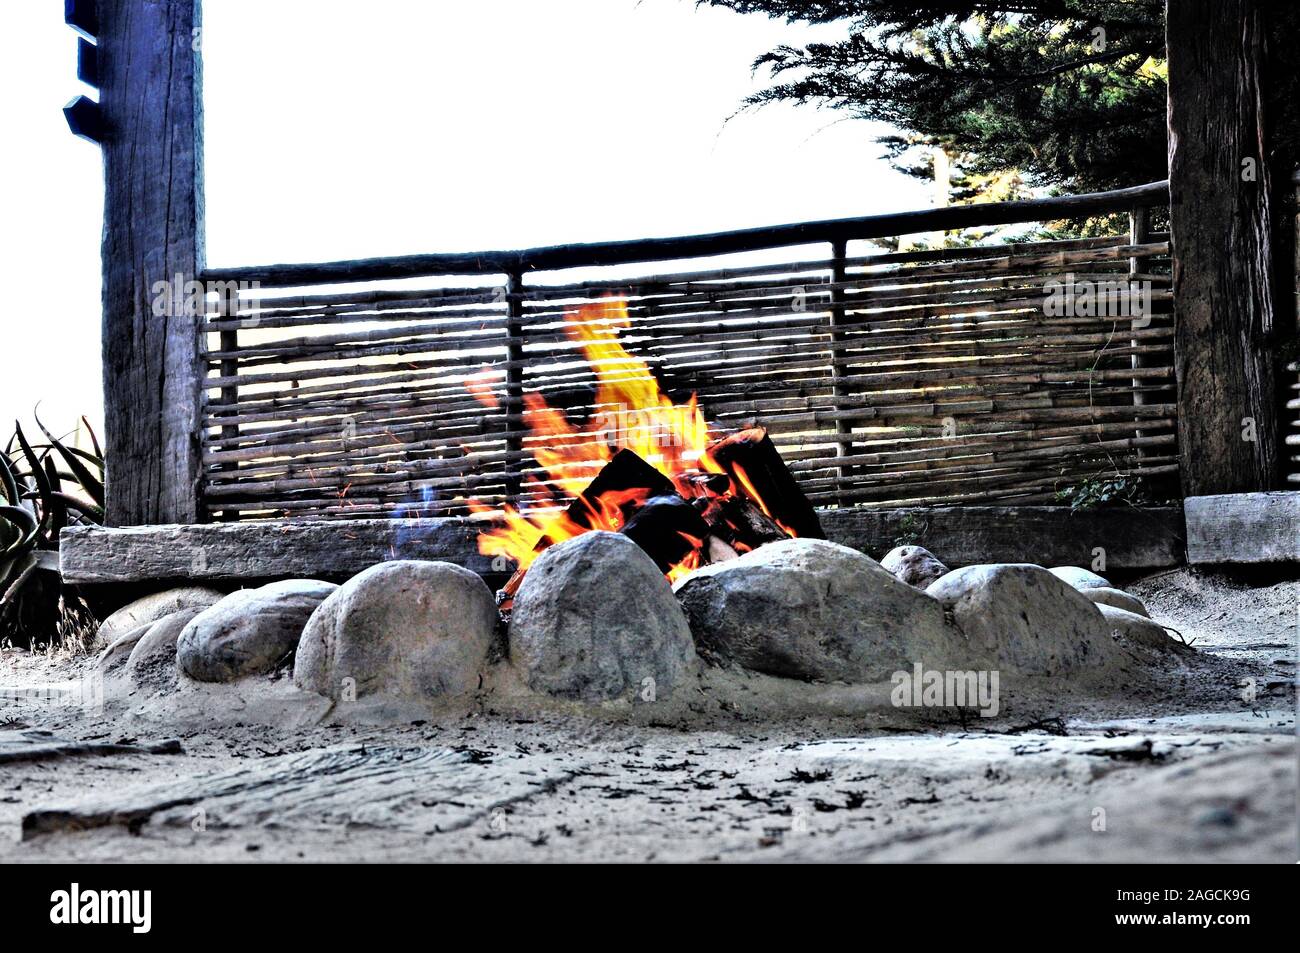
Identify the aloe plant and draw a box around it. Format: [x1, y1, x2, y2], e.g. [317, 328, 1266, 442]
[0, 415, 104, 647]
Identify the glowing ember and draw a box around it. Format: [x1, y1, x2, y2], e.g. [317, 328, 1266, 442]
[464, 298, 800, 589]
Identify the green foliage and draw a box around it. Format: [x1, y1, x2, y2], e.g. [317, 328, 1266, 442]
[891, 510, 923, 548]
[0, 416, 104, 647]
[702, 0, 1167, 197]
[1053, 473, 1141, 512]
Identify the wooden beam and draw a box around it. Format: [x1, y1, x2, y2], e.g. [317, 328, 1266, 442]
[819, 506, 1185, 571]
[98, 0, 206, 525]
[64, 0, 99, 39]
[60, 519, 496, 585]
[59, 506, 1185, 586]
[1167, 0, 1280, 494]
[200, 181, 1170, 287]
[62, 95, 103, 144]
[1185, 492, 1300, 564]
[76, 36, 98, 87]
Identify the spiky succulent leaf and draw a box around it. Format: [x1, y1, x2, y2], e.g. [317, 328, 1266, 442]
[27, 444, 103, 469]
[44, 456, 67, 540]
[0, 505, 37, 551]
[81, 416, 102, 459]
[0, 453, 19, 507]
[13, 424, 55, 543]
[53, 492, 104, 524]
[35, 416, 104, 507]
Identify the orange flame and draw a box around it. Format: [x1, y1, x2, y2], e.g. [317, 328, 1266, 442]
[665, 533, 705, 585]
[462, 298, 800, 593]
[464, 368, 502, 410]
[466, 299, 719, 574]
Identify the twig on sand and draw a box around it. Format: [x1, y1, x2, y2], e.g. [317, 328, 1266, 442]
[999, 716, 1070, 736]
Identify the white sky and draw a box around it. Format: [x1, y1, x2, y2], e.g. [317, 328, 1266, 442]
[1, 0, 929, 437]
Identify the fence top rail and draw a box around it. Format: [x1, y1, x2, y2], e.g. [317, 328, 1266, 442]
[202, 180, 1170, 289]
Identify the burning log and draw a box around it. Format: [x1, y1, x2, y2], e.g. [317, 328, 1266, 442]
[499, 449, 677, 602]
[619, 493, 711, 574]
[710, 494, 787, 552]
[706, 427, 825, 540]
[559, 448, 674, 537]
[489, 407, 823, 604]
[683, 472, 731, 496]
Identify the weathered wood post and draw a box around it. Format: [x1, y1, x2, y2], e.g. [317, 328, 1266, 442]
[504, 268, 526, 505]
[1166, 0, 1281, 494]
[828, 239, 852, 501]
[98, 0, 206, 525]
[1129, 206, 1150, 458]
[215, 285, 239, 522]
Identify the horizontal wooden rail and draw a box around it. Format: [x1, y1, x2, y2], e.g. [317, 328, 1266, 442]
[201, 181, 1170, 288]
[60, 506, 1186, 584]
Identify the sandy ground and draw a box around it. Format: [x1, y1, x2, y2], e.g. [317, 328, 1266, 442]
[0, 567, 1294, 863]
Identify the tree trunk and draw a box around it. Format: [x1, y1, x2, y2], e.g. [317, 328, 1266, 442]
[1167, 0, 1280, 494]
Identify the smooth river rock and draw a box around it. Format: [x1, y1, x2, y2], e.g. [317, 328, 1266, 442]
[1099, 604, 1184, 654]
[1047, 566, 1112, 591]
[509, 532, 696, 702]
[294, 561, 496, 702]
[123, 608, 209, 690]
[879, 545, 950, 589]
[177, 580, 337, 683]
[95, 586, 224, 651]
[927, 564, 1121, 676]
[1080, 586, 1150, 618]
[675, 537, 960, 683]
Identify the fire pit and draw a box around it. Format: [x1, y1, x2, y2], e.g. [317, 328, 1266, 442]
[58, 290, 1190, 712]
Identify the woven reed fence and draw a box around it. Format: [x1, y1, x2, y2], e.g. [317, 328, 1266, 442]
[1289, 361, 1300, 485]
[199, 182, 1175, 521]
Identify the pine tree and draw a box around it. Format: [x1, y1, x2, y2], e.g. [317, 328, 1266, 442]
[702, 0, 1168, 197]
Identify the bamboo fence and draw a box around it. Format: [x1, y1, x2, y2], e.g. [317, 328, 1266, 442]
[198, 184, 1175, 520]
[1289, 361, 1300, 485]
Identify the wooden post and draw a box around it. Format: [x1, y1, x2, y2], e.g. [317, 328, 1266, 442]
[1166, 0, 1280, 495]
[504, 269, 525, 504]
[216, 286, 239, 522]
[1129, 206, 1149, 456]
[98, 0, 206, 525]
[828, 239, 853, 500]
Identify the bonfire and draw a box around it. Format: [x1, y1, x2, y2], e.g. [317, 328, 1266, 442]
[464, 299, 823, 604]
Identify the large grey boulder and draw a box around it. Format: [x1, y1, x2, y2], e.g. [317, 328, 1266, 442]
[675, 537, 960, 683]
[509, 532, 696, 701]
[1048, 566, 1112, 591]
[927, 564, 1121, 676]
[294, 561, 496, 702]
[95, 586, 224, 651]
[1080, 586, 1149, 618]
[177, 580, 337, 683]
[1099, 604, 1184, 654]
[880, 545, 950, 589]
